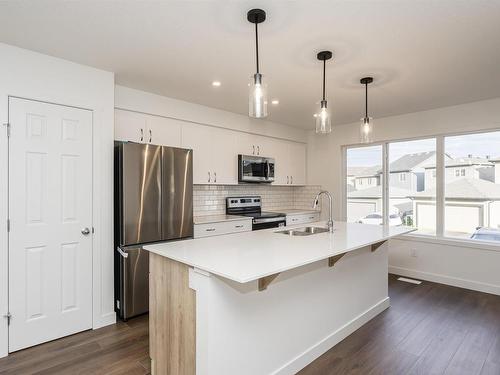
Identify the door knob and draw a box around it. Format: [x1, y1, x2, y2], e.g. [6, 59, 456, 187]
[81, 227, 91, 235]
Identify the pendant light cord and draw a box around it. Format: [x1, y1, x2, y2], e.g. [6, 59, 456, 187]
[322, 59, 326, 101]
[255, 21, 260, 74]
[365, 83, 368, 119]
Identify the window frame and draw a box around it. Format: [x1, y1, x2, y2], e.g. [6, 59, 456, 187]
[341, 127, 500, 247]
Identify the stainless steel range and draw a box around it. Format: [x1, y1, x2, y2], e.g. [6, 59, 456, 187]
[226, 196, 286, 230]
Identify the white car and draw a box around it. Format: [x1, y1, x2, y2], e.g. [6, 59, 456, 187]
[357, 212, 403, 226]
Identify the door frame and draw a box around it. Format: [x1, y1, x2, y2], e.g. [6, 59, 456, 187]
[0, 94, 112, 355]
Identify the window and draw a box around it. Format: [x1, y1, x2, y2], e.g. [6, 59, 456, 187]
[444, 131, 500, 242]
[389, 138, 436, 234]
[346, 145, 382, 224]
[344, 129, 500, 244]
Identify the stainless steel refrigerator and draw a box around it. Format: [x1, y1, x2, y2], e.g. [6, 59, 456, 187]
[114, 142, 193, 320]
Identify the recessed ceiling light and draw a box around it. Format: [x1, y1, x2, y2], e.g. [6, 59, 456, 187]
[271, 99, 279, 105]
[313, 114, 318, 117]
[212, 81, 221, 87]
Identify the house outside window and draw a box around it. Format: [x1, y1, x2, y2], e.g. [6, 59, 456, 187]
[344, 130, 500, 244]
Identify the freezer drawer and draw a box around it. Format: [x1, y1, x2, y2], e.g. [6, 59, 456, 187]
[118, 246, 149, 320]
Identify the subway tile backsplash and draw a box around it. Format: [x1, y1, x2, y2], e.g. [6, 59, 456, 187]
[193, 185, 322, 216]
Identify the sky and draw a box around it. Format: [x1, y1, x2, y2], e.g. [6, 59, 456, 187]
[347, 131, 500, 167]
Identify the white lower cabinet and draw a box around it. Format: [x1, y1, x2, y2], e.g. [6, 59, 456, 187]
[194, 219, 252, 238]
[286, 212, 320, 226]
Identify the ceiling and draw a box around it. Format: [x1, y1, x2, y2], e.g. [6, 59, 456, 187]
[1, 0, 499, 129]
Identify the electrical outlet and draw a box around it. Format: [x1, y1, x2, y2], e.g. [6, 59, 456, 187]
[410, 248, 418, 258]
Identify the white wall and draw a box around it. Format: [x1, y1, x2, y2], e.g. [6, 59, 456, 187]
[0, 43, 115, 357]
[115, 85, 308, 143]
[307, 97, 500, 295]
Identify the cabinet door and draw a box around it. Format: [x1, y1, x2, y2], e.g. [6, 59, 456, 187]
[181, 123, 213, 184]
[269, 138, 289, 185]
[146, 115, 182, 147]
[211, 127, 238, 185]
[115, 109, 147, 143]
[236, 132, 256, 156]
[288, 142, 306, 185]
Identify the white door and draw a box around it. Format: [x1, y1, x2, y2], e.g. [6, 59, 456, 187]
[8, 98, 93, 352]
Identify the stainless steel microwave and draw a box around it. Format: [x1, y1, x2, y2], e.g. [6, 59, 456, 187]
[238, 154, 275, 183]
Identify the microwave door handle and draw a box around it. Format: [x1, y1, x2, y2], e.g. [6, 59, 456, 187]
[265, 160, 269, 179]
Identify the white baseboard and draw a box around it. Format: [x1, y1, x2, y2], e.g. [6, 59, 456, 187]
[389, 266, 500, 296]
[272, 297, 391, 375]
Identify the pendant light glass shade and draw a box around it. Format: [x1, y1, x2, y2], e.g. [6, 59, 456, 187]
[249, 73, 268, 118]
[360, 116, 373, 143]
[316, 100, 331, 134]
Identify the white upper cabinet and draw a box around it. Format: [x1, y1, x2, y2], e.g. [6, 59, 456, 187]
[288, 142, 306, 185]
[115, 109, 148, 143]
[114, 109, 181, 147]
[237, 133, 270, 157]
[145, 115, 182, 147]
[182, 123, 238, 185]
[268, 138, 289, 185]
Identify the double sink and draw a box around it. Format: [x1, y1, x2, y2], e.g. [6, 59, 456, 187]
[276, 226, 331, 236]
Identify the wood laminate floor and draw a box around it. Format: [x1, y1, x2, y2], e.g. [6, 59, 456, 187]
[0, 274, 499, 375]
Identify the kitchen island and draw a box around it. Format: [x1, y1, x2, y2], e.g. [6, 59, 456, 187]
[144, 221, 414, 375]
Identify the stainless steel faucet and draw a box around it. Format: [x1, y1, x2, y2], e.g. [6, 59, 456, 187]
[312, 190, 334, 232]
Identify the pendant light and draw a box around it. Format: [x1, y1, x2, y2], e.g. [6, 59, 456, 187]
[315, 51, 333, 134]
[360, 77, 374, 143]
[247, 9, 268, 118]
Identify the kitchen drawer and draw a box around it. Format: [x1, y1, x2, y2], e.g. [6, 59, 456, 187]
[286, 212, 320, 226]
[194, 219, 252, 238]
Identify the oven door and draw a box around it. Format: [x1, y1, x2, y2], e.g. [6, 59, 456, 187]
[238, 155, 275, 183]
[252, 217, 286, 230]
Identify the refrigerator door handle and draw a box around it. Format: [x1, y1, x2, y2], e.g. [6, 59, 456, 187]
[117, 246, 129, 258]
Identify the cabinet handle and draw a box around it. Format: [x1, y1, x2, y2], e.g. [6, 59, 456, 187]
[214, 172, 217, 183]
[208, 172, 211, 183]
[257, 145, 260, 155]
[287, 176, 289, 184]
[292, 218, 298, 222]
[309, 216, 315, 220]
[252, 145, 255, 155]
[235, 225, 244, 228]
[149, 129, 152, 143]
[140, 128, 144, 142]
[291, 176, 293, 184]
[205, 228, 216, 232]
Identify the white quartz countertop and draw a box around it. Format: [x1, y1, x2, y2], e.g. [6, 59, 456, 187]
[194, 214, 251, 225]
[144, 221, 415, 284]
[269, 209, 320, 216]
